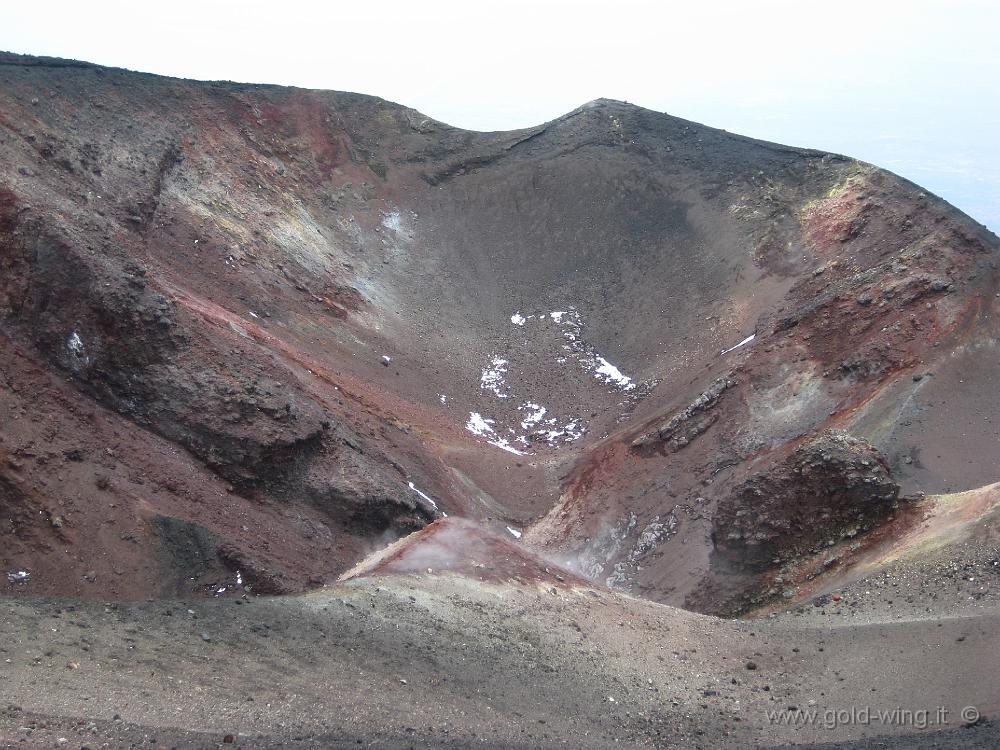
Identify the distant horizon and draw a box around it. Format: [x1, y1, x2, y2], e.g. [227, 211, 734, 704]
[3, 0, 997, 232]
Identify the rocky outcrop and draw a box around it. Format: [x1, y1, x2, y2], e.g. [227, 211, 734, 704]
[631, 376, 735, 451]
[0, 70, 443, 597]
[712, 431, 900, 570]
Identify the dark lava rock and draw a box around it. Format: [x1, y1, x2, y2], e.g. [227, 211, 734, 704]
[712, 430, 899, 570]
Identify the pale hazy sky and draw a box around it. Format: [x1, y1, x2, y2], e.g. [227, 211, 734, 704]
[3, 0, 998, 230]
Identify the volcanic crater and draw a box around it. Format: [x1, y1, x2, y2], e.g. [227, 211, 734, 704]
[2, 51, 1000, 749]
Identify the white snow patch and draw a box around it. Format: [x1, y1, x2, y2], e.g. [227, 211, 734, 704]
[506, 526, 522, 539]
[465, 412, 528, 455]
[66, 332, 90, 371]
[464, 305, 639, 451]
[489, 437, 527, 455]
[479, 356, 509, 398]
[593, 357, 636, 391]
[466, 411, 495, 437]
[407, 481, 438, 510]
[540, 419, 585, 445]
[519, 402, 547, 430]
[380, 211, 402, 232]
[67, 332, 85, 356]
[721, 333, 756, 355]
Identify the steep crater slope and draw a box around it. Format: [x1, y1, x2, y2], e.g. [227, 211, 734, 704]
[1, 52, 998, 612]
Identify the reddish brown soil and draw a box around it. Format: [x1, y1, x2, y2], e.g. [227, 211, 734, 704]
[341, 516, 593, 588]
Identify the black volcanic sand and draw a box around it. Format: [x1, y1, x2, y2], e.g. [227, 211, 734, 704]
[1, 574, 999, 749]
